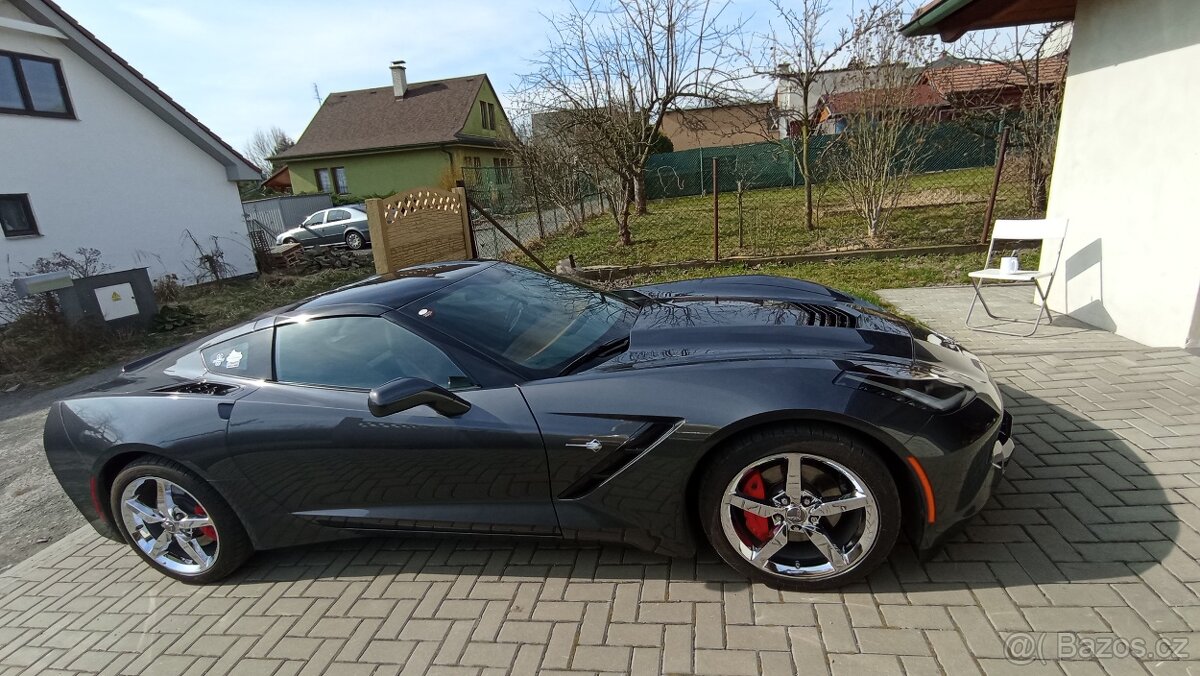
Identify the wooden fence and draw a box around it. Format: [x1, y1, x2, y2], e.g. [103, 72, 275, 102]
[364, 187, 475, 275]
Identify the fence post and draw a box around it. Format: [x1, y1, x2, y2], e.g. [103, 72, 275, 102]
[980, 126, 1010, 244]
[712, 157, 720, 262]
[737, 181, 744, 249]
[364, 197, 391, 274]
[699, 147, 706, 197]
[530, 168, 545, 239]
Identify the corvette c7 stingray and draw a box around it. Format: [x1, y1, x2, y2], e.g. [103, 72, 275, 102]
[44, 261, 1013, 589]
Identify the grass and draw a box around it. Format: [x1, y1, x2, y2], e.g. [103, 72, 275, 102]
[0, 268, 372, 389]
[516, 166, 1032, 267]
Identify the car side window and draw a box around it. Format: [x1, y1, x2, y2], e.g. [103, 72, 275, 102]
[274, 316, 472, 391]
[302, 212, 324, 227]
[201, 330, 273, 380]
[327, 209, 350, 223]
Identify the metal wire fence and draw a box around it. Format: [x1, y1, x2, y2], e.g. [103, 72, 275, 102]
[462, 121, 1045, 267]
[462, 166, 605, 260]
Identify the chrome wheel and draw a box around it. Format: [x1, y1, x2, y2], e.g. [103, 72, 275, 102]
[345, 232, 364, 249]
[119, 476, 219, 575]
[719, 452, 879, 581]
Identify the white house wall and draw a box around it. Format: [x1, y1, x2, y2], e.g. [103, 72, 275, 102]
[1042, 0, 1200, 348]
[0, 2, 255, 288]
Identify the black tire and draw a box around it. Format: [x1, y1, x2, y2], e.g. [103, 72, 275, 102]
[283, 237, 300, 246]
[344, 230, 365, 250]
[109, 457, 253, 584]
[698, 424, 901, 591]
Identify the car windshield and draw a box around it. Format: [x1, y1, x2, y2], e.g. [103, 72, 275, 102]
[412, 264, 636, 374]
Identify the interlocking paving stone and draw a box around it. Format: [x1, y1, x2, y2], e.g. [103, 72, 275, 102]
[0, 285, 1197, 673]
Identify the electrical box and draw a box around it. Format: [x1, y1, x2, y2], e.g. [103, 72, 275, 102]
[94, 283, 139, 321]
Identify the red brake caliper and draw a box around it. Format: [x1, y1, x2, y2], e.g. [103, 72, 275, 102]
[740, 470, 771, 543]
[194, 505, 217, 541]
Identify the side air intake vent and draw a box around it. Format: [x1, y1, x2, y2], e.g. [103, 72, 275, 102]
[154, 382, 239, 396]
[559, 420, 680, 499]
[793, 303, 857, 328]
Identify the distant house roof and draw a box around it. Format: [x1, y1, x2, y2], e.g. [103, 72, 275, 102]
[921, 55, 1068, 94]
[820, 84, 948, 117]
[12, 0, 260, 180]
[275, 75, 500, 161]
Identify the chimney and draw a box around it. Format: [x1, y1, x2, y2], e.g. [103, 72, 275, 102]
[390, 60, 407, 98]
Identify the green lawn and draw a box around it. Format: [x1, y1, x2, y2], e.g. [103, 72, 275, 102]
[517, 166, 1032, 267]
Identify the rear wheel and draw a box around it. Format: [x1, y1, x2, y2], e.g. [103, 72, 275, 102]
[699, 425, 901, 590]
[110, 457, 252, 584]
[345, 231, 365, 250]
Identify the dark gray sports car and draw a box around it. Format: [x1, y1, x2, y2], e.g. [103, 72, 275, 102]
[44, 261, 1013, 588]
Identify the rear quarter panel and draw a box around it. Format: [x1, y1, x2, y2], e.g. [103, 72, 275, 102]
[48, 393, 279, 546]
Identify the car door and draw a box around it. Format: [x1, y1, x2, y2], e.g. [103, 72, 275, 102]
[321, 209, 351, 244]
[224, 314, 558, 535]
[297, 211, 326, 243]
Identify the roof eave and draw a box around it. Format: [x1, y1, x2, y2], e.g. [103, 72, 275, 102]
[900, 0, 979, 38]
[900, 0, 1077, 42]
[15, 0, 261, 181]
[273, 139, 469, 162]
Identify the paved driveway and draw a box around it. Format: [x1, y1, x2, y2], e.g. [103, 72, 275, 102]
[1, 285, 1199, 675]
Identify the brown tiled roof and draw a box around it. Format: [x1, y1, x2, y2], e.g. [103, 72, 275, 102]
[922, 55, 1068, 94]
[275, 76, 489, 160]
[39, 0, 259, 176]
[822, 84, 948, 115]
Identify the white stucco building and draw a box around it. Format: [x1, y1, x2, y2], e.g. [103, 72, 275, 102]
[0, 0, 258, 290]
[903, 0, 1200, 349]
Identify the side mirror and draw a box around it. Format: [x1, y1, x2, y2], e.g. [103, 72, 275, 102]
[368, 377, 471, 417]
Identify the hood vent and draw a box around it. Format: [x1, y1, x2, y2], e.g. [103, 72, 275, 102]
[154, 382, 239, 396]
[792, 303, 857, 328]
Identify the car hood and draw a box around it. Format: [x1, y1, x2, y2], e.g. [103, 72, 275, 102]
[605, 276, 914, 369]
[630, 274, 881, 308]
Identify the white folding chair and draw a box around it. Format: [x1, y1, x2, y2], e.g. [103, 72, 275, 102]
[966, 218, 1069, 337]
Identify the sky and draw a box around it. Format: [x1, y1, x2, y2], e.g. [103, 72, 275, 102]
[51, 1, 876, 155]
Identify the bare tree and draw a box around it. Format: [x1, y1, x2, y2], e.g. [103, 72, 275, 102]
[243, 126, 295, 177]
[520, 0, 743, 245]
[760, 0, 886, 230]
[826, 6, 936, 239]
[503, 115, 593, 234]
[929, 24, 1069, 214]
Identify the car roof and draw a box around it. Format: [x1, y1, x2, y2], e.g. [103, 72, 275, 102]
[284, 260, 497, 314]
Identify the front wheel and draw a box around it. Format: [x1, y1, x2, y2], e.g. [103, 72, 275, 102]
[699, 424, 901, 590]
[110, 457, 253, 584]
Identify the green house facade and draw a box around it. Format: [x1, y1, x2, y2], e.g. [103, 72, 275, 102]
[274, 66, 513, 198]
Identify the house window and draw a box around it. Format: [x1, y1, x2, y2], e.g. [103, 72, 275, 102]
[492, 157, 514, 183]
[314, 168, 332, 192]
[0, 194, 39, 237]
[332, 167, 348, 194]
[479, 101, 497, 131]
[461, 156, 482, 182]
[0, 50, 73, 118]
